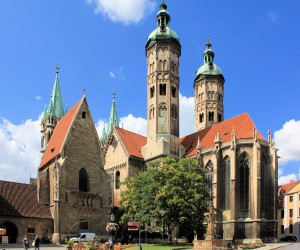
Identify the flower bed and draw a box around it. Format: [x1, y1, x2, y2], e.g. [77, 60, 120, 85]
[238, 241, 265, 249]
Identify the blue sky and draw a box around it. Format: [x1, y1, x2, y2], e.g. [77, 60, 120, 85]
[0, 0, 299, 185]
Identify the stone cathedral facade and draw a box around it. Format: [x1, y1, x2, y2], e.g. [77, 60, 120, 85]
[101, 1, 278, 242]
[0, 0, 278, 244]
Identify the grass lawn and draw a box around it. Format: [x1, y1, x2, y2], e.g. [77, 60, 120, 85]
[124, 243, 193, 250]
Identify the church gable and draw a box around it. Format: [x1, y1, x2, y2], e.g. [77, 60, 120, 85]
[39, 99, 82, 169]
[61, 97, 108, 193]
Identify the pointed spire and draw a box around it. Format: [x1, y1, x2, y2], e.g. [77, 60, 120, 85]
[253, 126, 257, 140]
[47, 65, 64, 119]
[196, 136, 202, 149]
[157, 0, 170, 32]
[101, 123, 107, 141]
[106, 91, 119, 136]
[65, 102, 69, 114]
[214, 131, 221, 143]
[203, 37, 215, 66]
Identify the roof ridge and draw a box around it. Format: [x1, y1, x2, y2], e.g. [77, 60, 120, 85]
[116, 127, 146, 138]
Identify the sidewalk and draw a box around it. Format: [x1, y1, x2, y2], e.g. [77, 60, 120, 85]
[0, 243, 66, 250]
[256, 242, 291, 250]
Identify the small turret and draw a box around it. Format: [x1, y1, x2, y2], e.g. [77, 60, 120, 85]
[106, 91, 119, 137]
[40, 65, 65, 155]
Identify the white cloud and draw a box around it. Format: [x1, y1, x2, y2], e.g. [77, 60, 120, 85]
[35, 96, 42, 101]
[278, 173, 298, 186]
[0, 116, 41, 183]
[120, 114, 147, 136]
[278, 168, 283, 177]
[109, 71, 115, 78]
[179, 93, 194, 137]
[268, 11, 277, 23]
[86, 0, 156, 25]
[274, 119, 300, 165]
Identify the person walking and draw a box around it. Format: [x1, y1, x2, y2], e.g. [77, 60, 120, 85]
[34, 235, 40, 250]
[23, 235, 29, 250]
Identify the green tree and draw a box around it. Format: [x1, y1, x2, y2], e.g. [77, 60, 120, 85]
[120, 156, 208, 243]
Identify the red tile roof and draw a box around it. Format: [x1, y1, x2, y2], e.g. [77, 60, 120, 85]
[0, 180, 52, 219]
[115, 127, 147, 159]
[278, 180, 300, 194]
[39, 98, 82, 169]
[278, 180, 300, 207]
[180, 112, 265, 157]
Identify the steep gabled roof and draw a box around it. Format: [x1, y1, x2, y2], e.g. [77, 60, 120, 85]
[115, 127, 147, 159]
[0, 180, 52, 219]
[180, 112, 265, 157]
[39, 98, 82, 169]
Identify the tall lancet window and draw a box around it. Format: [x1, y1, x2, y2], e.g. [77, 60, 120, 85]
[260, 154, 268, 218]
[205, 161, 214, 202]
[79, 168, 89, 192]
[239, 153, 250, 211]
[115, 171, 120, 190]
[221, 156, 231, 210]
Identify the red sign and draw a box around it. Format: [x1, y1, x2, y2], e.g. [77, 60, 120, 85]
[128, 228, 139, 231]
[128, 222, 139, 227]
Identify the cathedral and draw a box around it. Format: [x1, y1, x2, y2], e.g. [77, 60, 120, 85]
[0, 0, 278, 244]
[101, 1, 278, 242]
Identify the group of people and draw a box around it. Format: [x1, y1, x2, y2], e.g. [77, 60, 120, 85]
[23, 235, 40, 250]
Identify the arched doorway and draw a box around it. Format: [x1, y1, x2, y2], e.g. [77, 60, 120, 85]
[0, 221, 18, 243]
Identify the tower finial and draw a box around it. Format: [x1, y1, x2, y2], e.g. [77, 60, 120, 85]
[112, 90, 116, 102]
[84, 88, 86, 96]
[56, 64, 60, 75]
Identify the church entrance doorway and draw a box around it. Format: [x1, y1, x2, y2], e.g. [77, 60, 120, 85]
[0, 221, 18, 243]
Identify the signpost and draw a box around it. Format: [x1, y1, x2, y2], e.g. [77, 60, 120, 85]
[127, 222, 139, 231]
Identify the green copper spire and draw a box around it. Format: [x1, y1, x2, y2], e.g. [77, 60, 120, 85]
[101, 123, 107, 141]
[106, 91, 119, 136]
[196, 38, 223, 78]
[147, 0, 179, 45]
[43, 65, 65, 121]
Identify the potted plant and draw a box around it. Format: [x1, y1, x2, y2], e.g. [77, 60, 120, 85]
[65, 239, 73, 250]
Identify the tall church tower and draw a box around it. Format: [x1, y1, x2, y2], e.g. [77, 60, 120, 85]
[40, 65, 65, 155]
[194, 39, 225, 131]
[142, 0, 182, 161]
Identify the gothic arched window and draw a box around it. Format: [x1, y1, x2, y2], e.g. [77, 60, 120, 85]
[79, 168, 89, 192]
[260, 154, 268, 218]
[221, 156, 231, 210]
[208, 111, 214, 122]
[239, 153, 250, 210]
[205, 161, 214, 202]
[159, 102, 167, 117]
[115, 171, 120, 190]
[149, 105, 155, 120]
